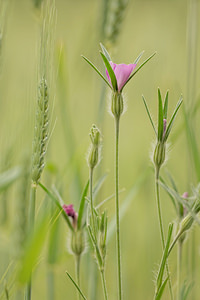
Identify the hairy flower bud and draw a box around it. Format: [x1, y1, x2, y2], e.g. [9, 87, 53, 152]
[111, 92, 124, 119]
[87, 125, 101, 170]
[71, 230, 85, 256]
[153, 141, 166, 171]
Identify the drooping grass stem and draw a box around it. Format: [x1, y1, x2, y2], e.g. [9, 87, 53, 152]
[25, 184, 36, 300]
[155, 169, 174, 300]
[115, 117, 122, 300]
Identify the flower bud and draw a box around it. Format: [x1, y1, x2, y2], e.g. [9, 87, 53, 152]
[153, 141, 166, 171]
[87, 125, 101, 170]
[111, 92, 124, 119]
[71, 230, 85, 256]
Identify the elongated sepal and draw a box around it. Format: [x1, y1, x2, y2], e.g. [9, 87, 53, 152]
[164, 96, 183, 142]
[81, 55, 111, 89]
[100, 52, 118, 91]
[100, 43, 111, 61]
[142, 95, 157, 135]
[158, 88, 164, 141]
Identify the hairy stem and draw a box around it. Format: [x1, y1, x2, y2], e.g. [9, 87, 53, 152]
[115, 117, 122, 300]
[155, 169, 174, 300]
[75, 255, 81, 300]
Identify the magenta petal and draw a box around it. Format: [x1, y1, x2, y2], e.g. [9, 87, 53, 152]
[63, 204, 76, 218]
[114, 64, 137, 91]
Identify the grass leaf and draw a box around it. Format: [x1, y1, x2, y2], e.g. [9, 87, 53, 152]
[0, 166, 22, 192]
[77, 180, 89, 229]
[66, 272, 88, 300]
[39, 182, 74, 231]
[155, 277, 169, 300]
[156, 223, 173, 292]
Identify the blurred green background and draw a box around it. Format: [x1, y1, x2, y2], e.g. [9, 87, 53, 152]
[0, 0, 200, 299]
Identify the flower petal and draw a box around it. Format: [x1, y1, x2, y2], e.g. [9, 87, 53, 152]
[114, 63, 137, 91]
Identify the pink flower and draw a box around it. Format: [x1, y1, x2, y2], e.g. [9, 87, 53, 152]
[63, 204, 78, 227]
[106, 62, 137, 92]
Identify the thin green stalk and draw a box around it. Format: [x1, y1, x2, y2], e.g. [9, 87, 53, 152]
[25, 184, 36, 300]
[155, 169, 173, 300]
[89, 168, 96, 239]
[47, 268, 54, 300]
[115, 117, 122, 300]
[100, 270, 108, 300]
[177, 241, 182, 300]
[75, 255, 81, 300]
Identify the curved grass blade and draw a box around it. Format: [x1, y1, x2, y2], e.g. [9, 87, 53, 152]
[100, 52, 117, 91]
[100, 43, 111, 61]
[95, 188, 125, 210]
[93, 172, 108, 200]
[123, 52, 156, 89]
[81, 55, 111, 89]
[66, 272, 88, 300]
[142, 95, 157, 135]
[164, 96, 183, 142]
[77, 180, 89, 230]
[0, 166, 22, 192]
[158, 88, 164, 141]
[39, 182, 74, 231]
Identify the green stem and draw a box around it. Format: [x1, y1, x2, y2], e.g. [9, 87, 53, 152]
[177, 241, 182, 300]
[115, 117, 122, 300]
[100, 270, 108, 300]
[25, 184, 36, 300]
[75, 255, 81, 300]
[155, 169, 174, 300]
[47, 268, 54, 300]
[89, 168, 97, 240]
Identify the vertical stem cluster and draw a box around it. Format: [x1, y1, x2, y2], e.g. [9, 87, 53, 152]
[177, 241, 182, 300]
[155, 169, 174, 300]
[89, 168, 96, 239]
[115, 117, 122, 300]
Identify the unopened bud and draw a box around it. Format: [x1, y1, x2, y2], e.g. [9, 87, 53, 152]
[71, 230, 85, 256]
[153, 141, 166, 170]
[87, 125, 101, 170]
[111, 92, 124, 119]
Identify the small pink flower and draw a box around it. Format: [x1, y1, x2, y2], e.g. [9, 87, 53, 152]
[63, 204, 78, 228]
[106, 61, 137, 92]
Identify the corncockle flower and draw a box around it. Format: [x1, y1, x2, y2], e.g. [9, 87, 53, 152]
[106, 62, 137, 92]
[142, 89, 183, 173]
[63, 204, 78, 228]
